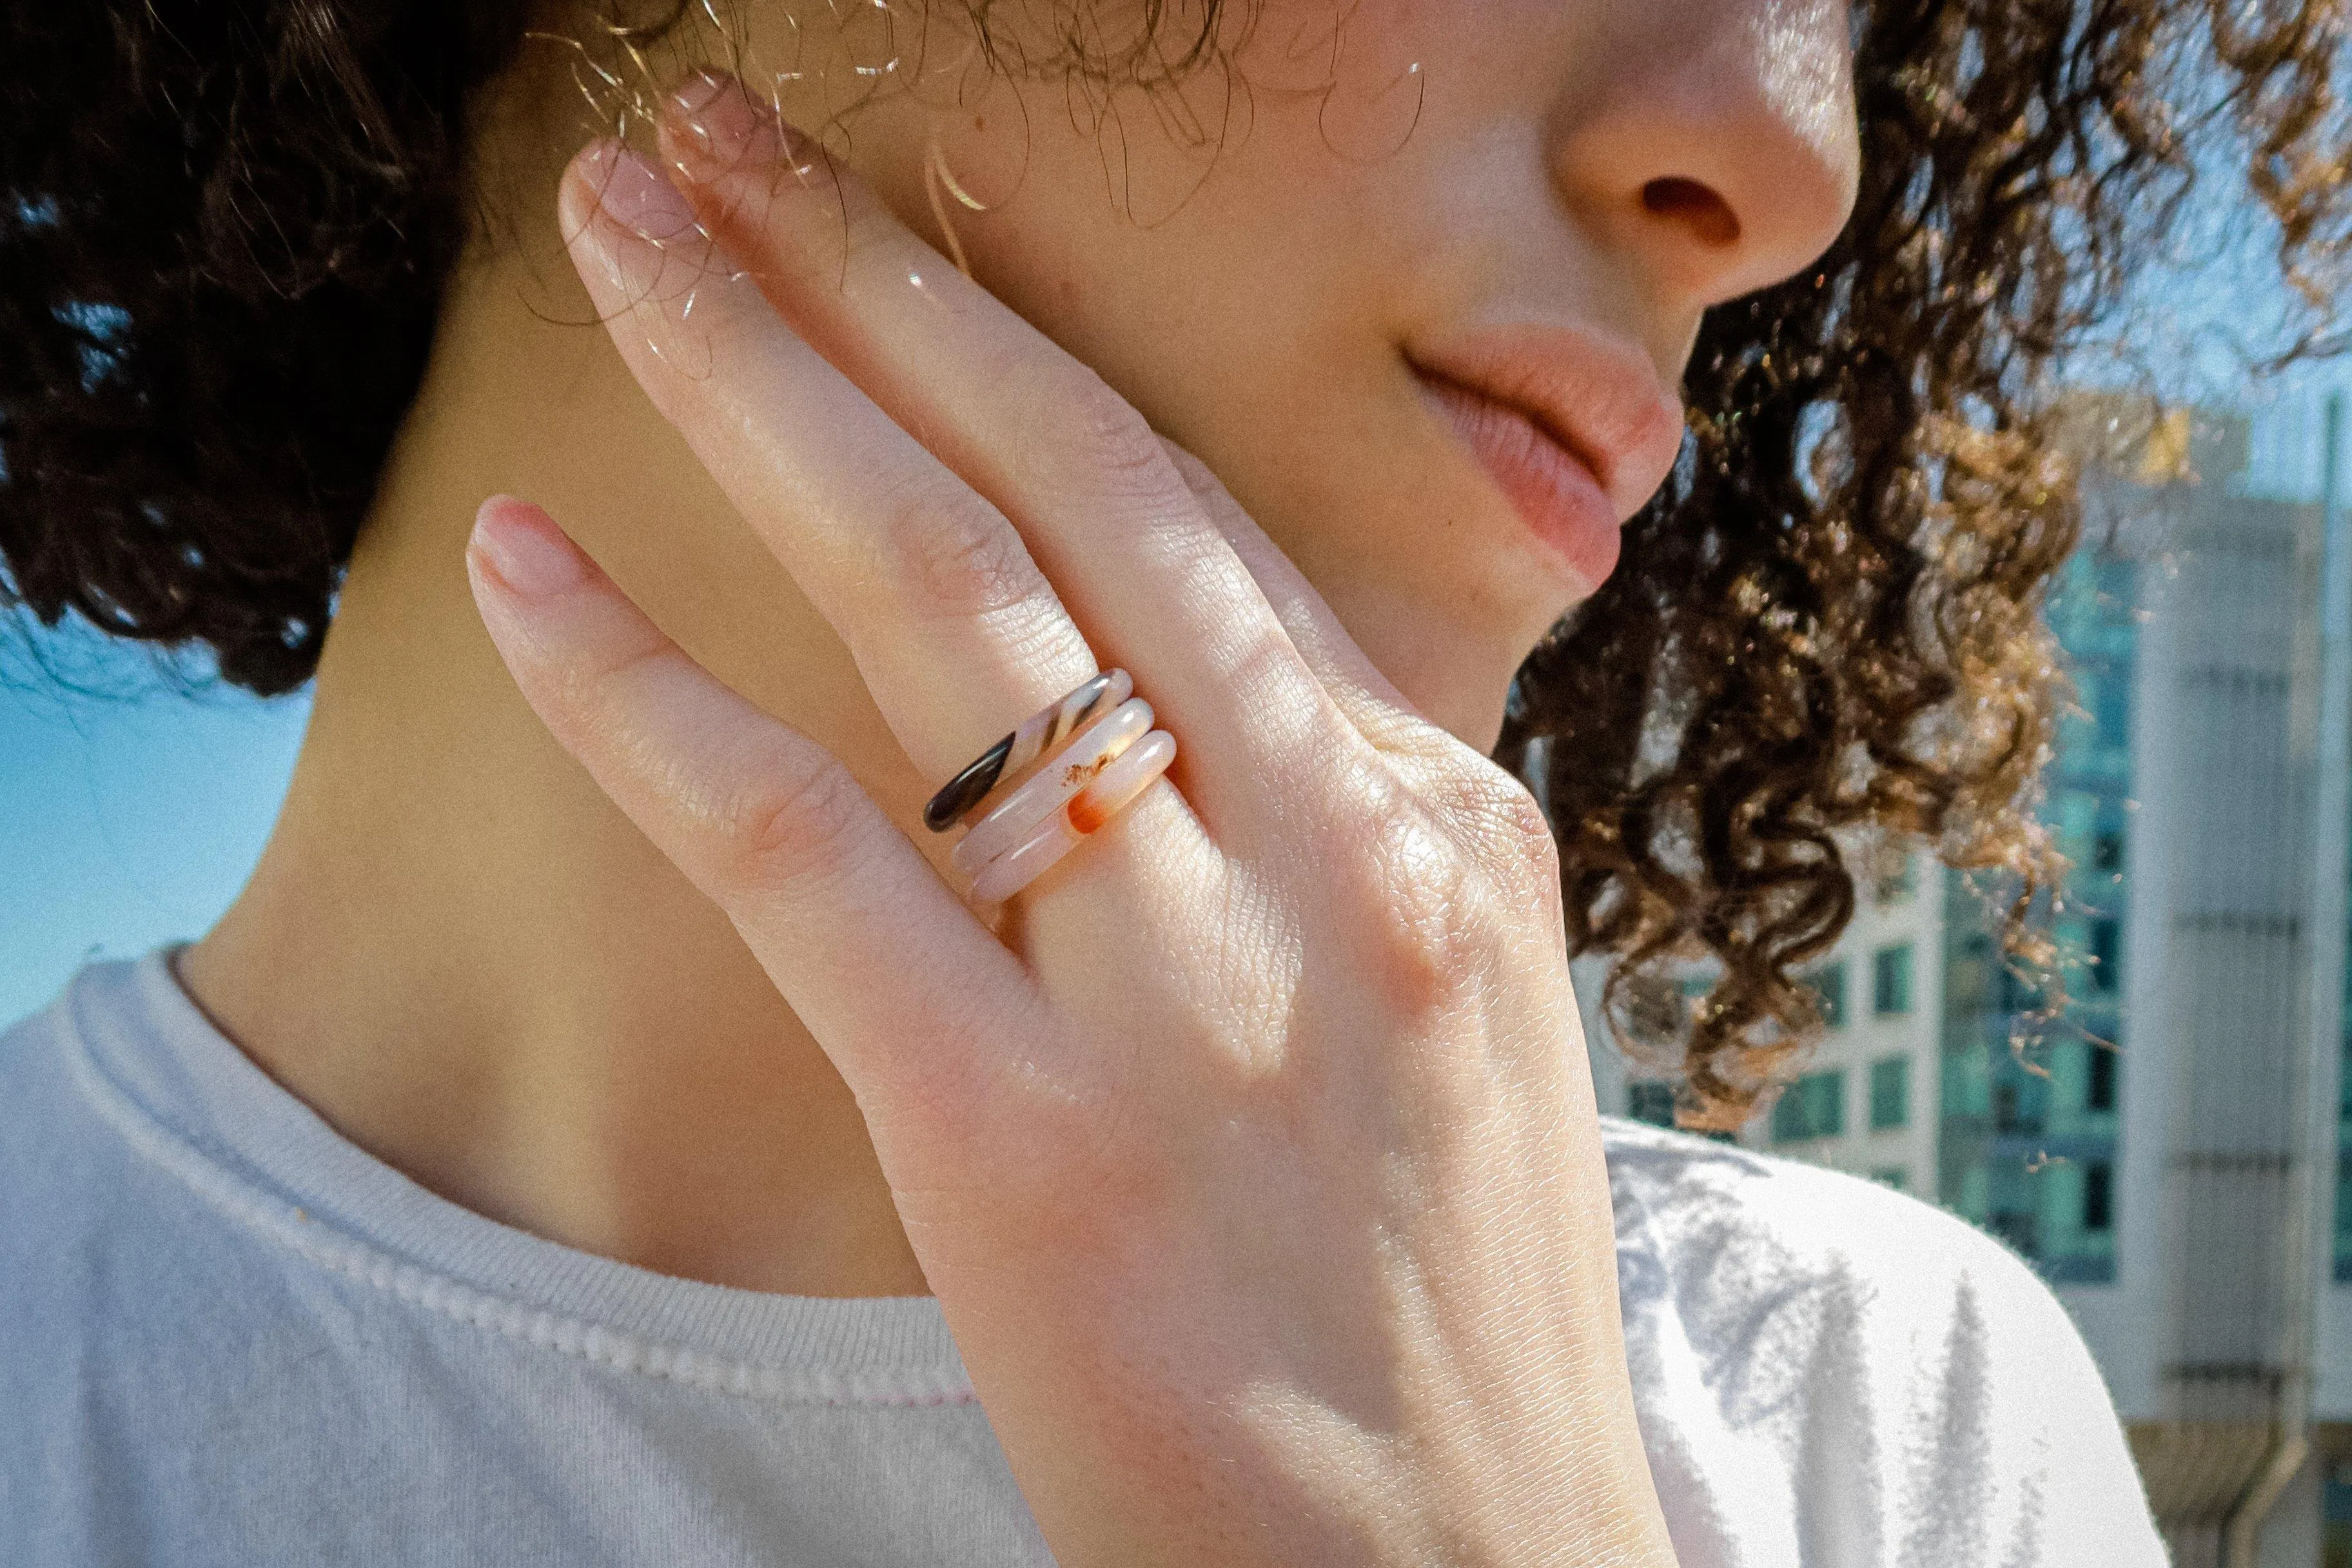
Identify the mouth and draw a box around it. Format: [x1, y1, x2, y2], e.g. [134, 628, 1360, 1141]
[1406, 325, 1685, 594]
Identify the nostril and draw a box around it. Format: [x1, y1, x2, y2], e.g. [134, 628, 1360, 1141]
[1641, 177, 1741, 248]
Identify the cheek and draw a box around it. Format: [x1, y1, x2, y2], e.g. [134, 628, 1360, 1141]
[789, 18, 1574, 716]
[897, 120, 1560, 655]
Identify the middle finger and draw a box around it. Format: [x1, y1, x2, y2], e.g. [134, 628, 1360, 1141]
[560, 141, 1099, 787]
[652, 77, 1354, 822]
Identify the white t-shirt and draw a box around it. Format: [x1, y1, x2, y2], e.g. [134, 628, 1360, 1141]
[0, 955, 2165, 1566]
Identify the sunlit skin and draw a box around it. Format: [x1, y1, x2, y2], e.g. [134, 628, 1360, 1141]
[184, 1, 1857, 1560]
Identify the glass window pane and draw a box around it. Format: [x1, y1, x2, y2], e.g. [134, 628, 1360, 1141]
[1771, 1085, 1804, 1142]
[1808, 963, 1848, 1029]
[1627, 1081, 1676, 1128]
[2088, 919, 2121, 992]
[2087, 1043, 2119, 1112]
[1870, 1056, 1910, 1129]
[1772, 1070, 1845, 1142]
[1873, 944, 1914, 1015]
[1812, 1070, 1845, 1137]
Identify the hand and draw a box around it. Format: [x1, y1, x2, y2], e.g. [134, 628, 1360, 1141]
[465, 72, 1676, 1568]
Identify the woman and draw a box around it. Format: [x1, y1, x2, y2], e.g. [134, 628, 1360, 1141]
[3, 1, 2335, 1562]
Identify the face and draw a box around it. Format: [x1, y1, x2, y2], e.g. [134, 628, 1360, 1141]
[740, 0, 1859, 743]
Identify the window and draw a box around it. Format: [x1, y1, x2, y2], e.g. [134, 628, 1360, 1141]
[1872, 944, 1914, 1016]
[1991, 1208, 2041, 1257]
[2089, 919, 2121, 992]
[1874, 852, 1916, 905]
[1945, 933, 1992, 1014]
[2336, 1151, 2352, 1282]
[2093, 667, 2130, 750]
[2087, 1044, 2118, 1112]
[2340, 1042, 2352, 1280]
[1627, 1081, 1676, 1129]
[1991, 1069, 2048, 1137]
[1807, 963, 1848, 1029]
[1771, 1070, 1845, 1142]
[1997, 964, 2042, 1015]
[2093, 832, 2124, 874]
[1869, 1056, 1910, 1130]
[2322, 1466, 2352, 1568]
[1870, 1167, 1908, 1191]
[2082, 1162, 2113, 1232]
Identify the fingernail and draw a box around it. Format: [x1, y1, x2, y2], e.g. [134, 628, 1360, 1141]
[471, 498, 585, 598]
[671, 76, 760, 172]
[664, 70, 806, 179]
[669, 66, 731, 123]
[574, 141, 695, 241]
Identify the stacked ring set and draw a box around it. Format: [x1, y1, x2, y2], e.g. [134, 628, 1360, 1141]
[923, 671, 1178, 902]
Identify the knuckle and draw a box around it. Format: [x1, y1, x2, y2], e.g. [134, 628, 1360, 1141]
[1435, 765, 1563, 899]
[1031, 368, 1170, 491]
[1325, 763, 1563, 1023]
[717, 750, 875, 896]
[1372, 807, 1476, 932]
[871, 480, 1050, 623]
[1471, 773, 1561, 865]
[1338, 779, 1484, 1018]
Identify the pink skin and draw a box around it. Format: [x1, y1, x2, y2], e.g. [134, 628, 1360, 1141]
[751, 0, 1864, 743]
[188, 3, 1863, 1564]
[444, 0, 1861, 1550]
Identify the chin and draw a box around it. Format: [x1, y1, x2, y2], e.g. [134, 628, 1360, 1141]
[1358, 603, 1545, 753]
[1300, 491, 1594, 752]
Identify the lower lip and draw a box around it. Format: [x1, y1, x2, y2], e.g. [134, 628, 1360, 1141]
[1415, 373, 1620, 593]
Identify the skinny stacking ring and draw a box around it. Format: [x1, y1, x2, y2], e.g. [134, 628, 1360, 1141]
[925, 670, 1178, 902]
[924, 669, 1134, 831]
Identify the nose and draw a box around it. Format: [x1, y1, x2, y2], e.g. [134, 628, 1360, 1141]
[1548, 0, 1860, 309]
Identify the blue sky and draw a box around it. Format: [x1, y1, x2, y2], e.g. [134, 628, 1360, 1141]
[0, 627, 308, 1025]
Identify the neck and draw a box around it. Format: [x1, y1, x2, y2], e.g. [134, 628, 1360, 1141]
[184, 173, 932, 1298]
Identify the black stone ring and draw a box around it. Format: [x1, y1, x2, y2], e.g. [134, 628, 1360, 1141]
[923, 670, 1135, 832]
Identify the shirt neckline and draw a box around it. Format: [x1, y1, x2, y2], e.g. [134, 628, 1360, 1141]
[57, 952, 974, 1406]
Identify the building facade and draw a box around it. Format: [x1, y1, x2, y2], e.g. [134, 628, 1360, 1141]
[1582, 848, 1944, 1197]
[1937, 542, 2133, 1286]
[1580, 396, 2352, 1565]
[1744, 854, 1945, 1192]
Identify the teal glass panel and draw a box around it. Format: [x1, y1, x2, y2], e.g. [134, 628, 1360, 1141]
[1874, 944, 1914, 1015]
[1870, 1055, 1910, 1130]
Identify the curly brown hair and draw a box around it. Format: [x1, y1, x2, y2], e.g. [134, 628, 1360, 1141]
[3, 0, 2346, 1122]
[1504, 0, 2352, 1124]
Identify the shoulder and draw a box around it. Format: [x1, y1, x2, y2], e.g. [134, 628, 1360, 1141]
[0, 958, 240, 1331]
[0, 971, 109, 1192]
[1600, 1115, 2064, 1340]
[1598, 1117, 2163, 1567]
[0, 969, 155, 1445]
[1599, 1113, 2098, 1401]
[0, 964, 159, 1268]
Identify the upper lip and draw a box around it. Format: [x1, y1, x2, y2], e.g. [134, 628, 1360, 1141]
[1406, 324, 1685, 520]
